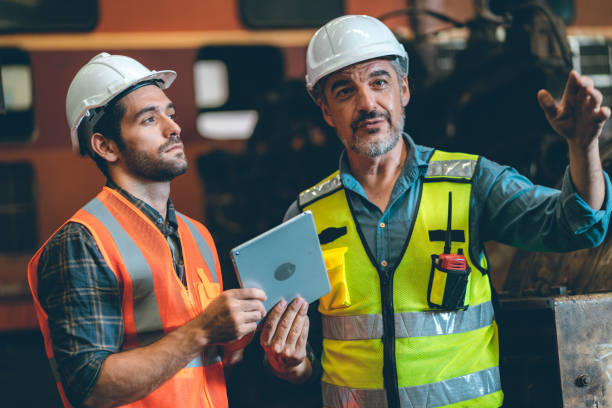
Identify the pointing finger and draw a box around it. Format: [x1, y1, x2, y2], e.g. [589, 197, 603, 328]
[537, 89, 558, 118]
[563, 70, 581, 97]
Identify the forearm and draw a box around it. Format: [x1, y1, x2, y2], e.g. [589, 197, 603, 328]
[84, 318, 209, 408]
[568, 139, 605, 210]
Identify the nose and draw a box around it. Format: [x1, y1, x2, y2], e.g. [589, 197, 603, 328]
[164, 114, 181, 138]
[355, 85, 377, 113]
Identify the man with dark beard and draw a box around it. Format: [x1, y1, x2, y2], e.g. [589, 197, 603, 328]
[27, 53, 266, 408]
[260, 15, 612, 408]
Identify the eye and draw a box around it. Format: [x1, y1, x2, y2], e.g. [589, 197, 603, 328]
[335, 87, 354, 99]
[142, 116, 156, 124]
[372, 78, 388, 89]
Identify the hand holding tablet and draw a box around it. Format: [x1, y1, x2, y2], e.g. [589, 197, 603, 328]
[230, 211, 331, 312]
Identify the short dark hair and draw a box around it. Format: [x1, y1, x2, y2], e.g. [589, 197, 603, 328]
[76, 80, 163, 178]
[77, 99, 126, 178]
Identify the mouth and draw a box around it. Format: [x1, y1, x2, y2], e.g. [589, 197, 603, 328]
[351, 112, 390, 132]
[356, 118, 386, 129]
[164, 143, 184, 154]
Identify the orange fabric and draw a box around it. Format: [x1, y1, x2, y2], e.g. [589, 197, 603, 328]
[28, 237, 74, 408]
[28, 188, 227, 408]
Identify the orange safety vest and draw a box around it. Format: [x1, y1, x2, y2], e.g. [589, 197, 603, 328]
[28, 187, 228, 408]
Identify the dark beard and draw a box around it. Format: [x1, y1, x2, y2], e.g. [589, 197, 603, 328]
[122, 138, 188, 181]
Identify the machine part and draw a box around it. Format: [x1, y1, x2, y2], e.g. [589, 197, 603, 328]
[500, 293, 611, 407]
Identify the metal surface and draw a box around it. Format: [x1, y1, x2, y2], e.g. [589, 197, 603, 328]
[500, 293, 611, 407]
[553, 293, 611, 408]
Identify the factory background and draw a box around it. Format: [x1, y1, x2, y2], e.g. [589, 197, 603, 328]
[0, 1, 611, 406]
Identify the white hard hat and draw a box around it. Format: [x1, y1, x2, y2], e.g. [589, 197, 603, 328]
[66, 52, 177, 152]
[305, 15, 409, 99]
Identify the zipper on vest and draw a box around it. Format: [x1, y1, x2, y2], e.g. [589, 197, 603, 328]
[379, 268, 400, 408]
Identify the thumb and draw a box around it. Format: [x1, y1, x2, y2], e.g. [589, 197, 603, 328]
[537, 89, 558, 119]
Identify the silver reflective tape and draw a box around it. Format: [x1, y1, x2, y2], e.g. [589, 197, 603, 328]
[82, 198, 164, 340]
[322, 382, 387, 408]
[323, 313, 383, 340]
[186, 354, 204, 368]
[398, 366, 501, 407]
[176, 212, 218, 283]
[322, 366, 501, 408]
[203, 345, 222, 366]
[425, 160, 477, 178]
[132, 330, 164, 347]
[395, 301, 494, 338]
[298, 174, 342, 208]
[322, 301, 494, 340]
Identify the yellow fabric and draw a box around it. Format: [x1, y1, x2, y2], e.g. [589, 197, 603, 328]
[321, 247, 351, 310]
[303, 150, 500, 406]
[429, 264, 448, 306]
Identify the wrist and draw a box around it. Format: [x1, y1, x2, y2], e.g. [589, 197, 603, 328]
[181, 314, 213, 351]
[265, 356, 312, 384]
[568, 137, 599, 156]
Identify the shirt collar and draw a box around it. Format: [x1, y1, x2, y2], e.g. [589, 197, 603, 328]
[105, 180, 178, 233]
[339, 133, 429, 196]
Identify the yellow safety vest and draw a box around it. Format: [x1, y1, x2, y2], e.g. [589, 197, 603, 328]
[299, 150, 503, 408]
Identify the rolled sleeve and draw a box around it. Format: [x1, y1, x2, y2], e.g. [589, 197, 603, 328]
[37, 222, 123, 406]
[559, 167, 612, 240]
[478, 158, 611, 252]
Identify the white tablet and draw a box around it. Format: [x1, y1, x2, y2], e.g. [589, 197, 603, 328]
[230, 210, 331, 312]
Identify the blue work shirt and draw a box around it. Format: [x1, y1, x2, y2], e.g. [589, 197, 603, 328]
[284, 134, 612, 272]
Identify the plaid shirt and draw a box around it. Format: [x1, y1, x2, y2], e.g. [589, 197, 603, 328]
[36, 181, 182, 406]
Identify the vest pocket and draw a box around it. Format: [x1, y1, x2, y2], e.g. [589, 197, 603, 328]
[427, 254, 470, 310]
[319, 247, 351, 311]
[196, 267, 220, 309]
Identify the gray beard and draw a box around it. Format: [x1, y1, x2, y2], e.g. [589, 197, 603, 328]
[347, 111, 405, 158]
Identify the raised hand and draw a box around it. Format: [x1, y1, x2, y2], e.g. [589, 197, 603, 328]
[537, 70, 610, 149]
[260, 298, 311, 383]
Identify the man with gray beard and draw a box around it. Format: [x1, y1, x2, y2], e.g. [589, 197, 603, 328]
[258, 14, 611, 408]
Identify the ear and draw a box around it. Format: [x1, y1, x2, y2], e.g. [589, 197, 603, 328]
[401, 75, 410, 107]
[90, 133, 119, 163]
[320, 100, 336, 128]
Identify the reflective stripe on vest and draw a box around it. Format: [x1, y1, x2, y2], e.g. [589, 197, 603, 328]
[322, 366, 501, 408]
[322, 300, 494, 340]
[82, 197, 164, 339]
[177, 212, 218, 283]
[425, 159, 477, 179]
[298, 173, 342, 208]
